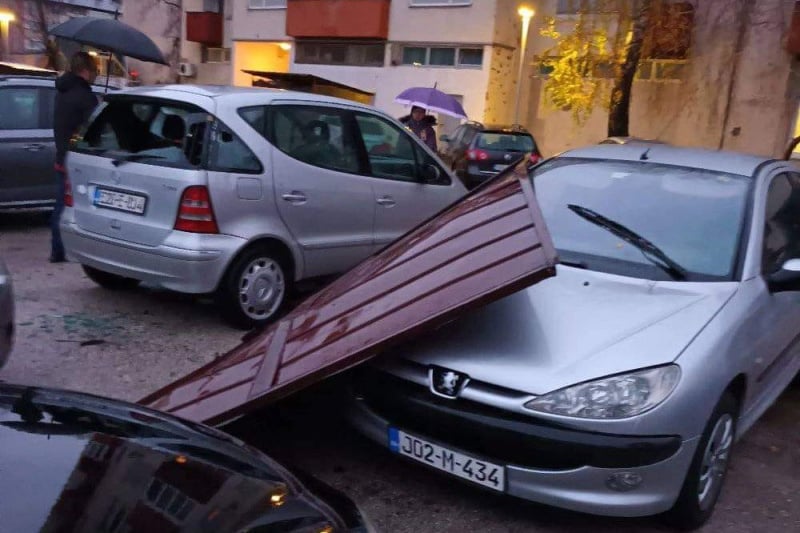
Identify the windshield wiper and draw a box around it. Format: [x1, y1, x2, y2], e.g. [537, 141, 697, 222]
[567, 204, 687, 281]
[111, 154, 166, 166]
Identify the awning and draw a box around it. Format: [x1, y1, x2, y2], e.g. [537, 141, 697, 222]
[0, 62, 57, 77]
[140, 162, 558, 426]
[242, 69, 374, 104]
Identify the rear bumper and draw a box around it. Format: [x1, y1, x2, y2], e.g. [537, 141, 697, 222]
[346, 372, 698, 518]
[61, 220, 245, 294]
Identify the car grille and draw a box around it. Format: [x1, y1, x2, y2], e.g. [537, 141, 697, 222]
[352, 368, 681, 470]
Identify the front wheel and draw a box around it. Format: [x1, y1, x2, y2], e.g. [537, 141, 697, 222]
[664, 392, 737, 530]
[82, 265, 140, 290]
[216, 247, 290, 330]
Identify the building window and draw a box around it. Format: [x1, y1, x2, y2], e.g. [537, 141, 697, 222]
[295, 41, 385, 67]
[537, 57, 686, 82]
[409, 0, 472, 6]
[202, 47, 231, 63]
[556, 0, 633, 14]
[248, 0, 287, 9]
[146, 479, 197, 523]
[400, 45, 483, 68]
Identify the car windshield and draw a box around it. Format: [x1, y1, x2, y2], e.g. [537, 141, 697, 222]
[531, 158, 751, 281]
[476, 132, 535, 152]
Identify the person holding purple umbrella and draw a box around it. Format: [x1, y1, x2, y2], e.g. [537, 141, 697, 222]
[400, 106, 438, 152]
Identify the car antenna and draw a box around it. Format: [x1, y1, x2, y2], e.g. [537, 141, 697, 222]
[639, 147, 651, 161]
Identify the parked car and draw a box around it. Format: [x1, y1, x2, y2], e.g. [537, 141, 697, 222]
[341, 144, 800, 529]
[60, 85, 466, 329]
[600, 136, 666, 145]
[0, 383, 371, 532]
[0, 257, 12, 369]
[439, 122, 541, 188]
[0, 75, 105, 209]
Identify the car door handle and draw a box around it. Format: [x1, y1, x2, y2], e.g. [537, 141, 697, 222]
[22, 143, 46, 152]
[281, 192, 307, 204]
[376, 196, 396, 207]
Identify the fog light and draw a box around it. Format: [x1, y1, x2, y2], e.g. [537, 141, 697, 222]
[605, 472, 643, 492]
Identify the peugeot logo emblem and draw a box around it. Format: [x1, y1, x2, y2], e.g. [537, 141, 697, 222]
[429, 366, 469, 399]
[504, 153, 512, 161]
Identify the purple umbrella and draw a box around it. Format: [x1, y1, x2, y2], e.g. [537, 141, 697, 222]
[395, 86, 468, 119]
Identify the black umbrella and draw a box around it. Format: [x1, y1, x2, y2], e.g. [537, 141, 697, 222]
[49, 16, 168, 66]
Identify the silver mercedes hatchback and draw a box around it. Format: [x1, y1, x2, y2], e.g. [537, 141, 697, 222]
[60, 85, 465, 328]
[348, 144, 800, 529]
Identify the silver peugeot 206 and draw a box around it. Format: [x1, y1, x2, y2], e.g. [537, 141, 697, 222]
[348, 144, 800, 529]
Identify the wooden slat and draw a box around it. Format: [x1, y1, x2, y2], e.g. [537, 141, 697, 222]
[139, 166, 558, 425]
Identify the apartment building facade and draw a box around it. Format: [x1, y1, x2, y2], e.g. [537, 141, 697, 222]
[525, 0, 800, 158]
[180, 0, 530, 131]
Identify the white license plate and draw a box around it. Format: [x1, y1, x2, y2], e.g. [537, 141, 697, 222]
[493, 164, 509, 171]
[93, 188, 146, 215]
[388, 428, 504, 491]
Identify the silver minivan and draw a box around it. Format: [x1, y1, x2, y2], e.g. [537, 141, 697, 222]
[61, 85, 466, 328]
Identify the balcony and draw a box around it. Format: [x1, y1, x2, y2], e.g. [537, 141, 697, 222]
[186, 11, 223, 47]
[286, 0, 390, 39]
[788, 1, 800, 54]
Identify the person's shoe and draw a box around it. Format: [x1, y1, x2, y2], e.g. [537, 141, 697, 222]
[49, 254, 66, 263]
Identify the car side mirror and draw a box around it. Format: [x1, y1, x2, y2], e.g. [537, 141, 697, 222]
[421, 163, 443, 184]
[440, 134, 450, 142]
[767, 258, 800, 292]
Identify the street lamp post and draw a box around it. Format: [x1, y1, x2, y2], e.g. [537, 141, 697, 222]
[513, 6, 535, 126]
[0, 11, 15, 62]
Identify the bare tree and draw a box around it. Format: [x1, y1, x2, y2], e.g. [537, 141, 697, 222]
[33, 0, 64, 70]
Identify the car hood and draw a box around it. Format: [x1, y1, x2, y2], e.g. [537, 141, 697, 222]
[386, 267, 738, 395]
[0, 384, 362, 533]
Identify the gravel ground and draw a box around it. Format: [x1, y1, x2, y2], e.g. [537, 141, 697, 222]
[1, 211, 798, 533]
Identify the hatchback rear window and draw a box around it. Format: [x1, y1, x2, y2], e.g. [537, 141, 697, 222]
[476, 133, 535, 152]
[73, 98, 209, 169]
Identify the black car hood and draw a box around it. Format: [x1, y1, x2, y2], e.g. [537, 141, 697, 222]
[0, 384, 359, 533]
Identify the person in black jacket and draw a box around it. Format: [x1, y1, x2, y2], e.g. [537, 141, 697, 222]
[50, 51, 99, 263]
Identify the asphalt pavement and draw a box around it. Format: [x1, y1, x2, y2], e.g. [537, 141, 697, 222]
[1, 211, 798, 533]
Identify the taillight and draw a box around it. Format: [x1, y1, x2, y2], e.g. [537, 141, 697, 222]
[529, 153, 541, 165]
[64, 174, 74, 207]
[175, 186, 218, 234]
[467, 149, 489, 161]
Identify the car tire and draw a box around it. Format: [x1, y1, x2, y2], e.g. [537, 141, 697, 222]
[216, 246, 290, 330]
[663, 391, 738, 530]
[82, 265, 140, 290]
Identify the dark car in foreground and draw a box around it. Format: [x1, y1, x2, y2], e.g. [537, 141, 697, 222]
[439, 122, 541, 188]
[0, 384, 371, 533]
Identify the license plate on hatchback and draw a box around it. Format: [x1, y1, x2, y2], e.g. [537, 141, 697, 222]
[493, 164, 509, 171]
[388, 428, 504, 491]
[93, 188, 147, 215]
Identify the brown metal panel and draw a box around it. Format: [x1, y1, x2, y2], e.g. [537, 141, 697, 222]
[139, 165, 558, 425]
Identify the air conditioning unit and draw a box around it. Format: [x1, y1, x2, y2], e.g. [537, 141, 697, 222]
[177, 62, 196, 77]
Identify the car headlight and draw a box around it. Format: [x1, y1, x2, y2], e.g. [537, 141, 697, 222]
[524, 365, 681, 419]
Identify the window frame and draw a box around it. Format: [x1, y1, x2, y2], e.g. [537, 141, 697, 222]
[0, 86, 48, 130]
[265, 103, 365, 176]
[399, 44, 483, 69]
[248, 0, 287, 10]
[295, 41, 386, 67]
[409, 0, 472, 6]
[72, 96, 214, 171]
[206, 118, 263, 174]
[761, 172, 800, 275]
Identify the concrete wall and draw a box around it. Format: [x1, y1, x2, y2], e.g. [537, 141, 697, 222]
[123, 0, 180, 84]
[230, 0, 288, 41]
[526, 0, 799, 158]
[387, 0, 497, 44]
